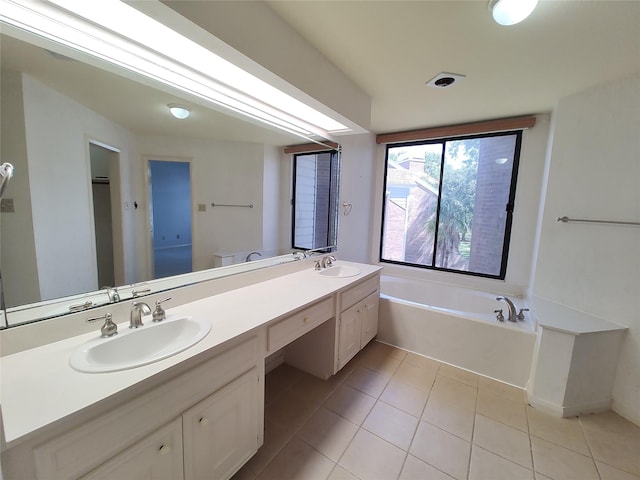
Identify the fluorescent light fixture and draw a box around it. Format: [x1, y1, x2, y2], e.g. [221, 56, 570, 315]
[489, 0, 538, 26]
[168, 104, 190, 119]
[0, 0, 349, 138]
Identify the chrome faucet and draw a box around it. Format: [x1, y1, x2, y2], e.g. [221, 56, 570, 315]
[496, 296, 517, 322]
[320, 255, 336, 269]
[103, 287, 120, 303]
[245, 251, 262, 262]
[130, 302, 151, 328]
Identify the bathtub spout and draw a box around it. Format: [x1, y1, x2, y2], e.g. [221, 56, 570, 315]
[496, 296, 517, 322]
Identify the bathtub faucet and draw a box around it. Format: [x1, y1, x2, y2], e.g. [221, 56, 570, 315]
[496, 296, 517, 322]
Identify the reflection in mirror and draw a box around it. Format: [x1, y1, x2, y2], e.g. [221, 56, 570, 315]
[0, 17, 339, 328]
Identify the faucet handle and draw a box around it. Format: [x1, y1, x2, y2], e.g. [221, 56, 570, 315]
[87, 312, 118, 337]
[152, 297, 172, 322]
[517, 308, 530, 321]
[494, 309, 504, 322]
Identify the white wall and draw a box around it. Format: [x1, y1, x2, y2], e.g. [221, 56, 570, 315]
[0, 69, 41, 306]
[263, 144, 282, 257]
[337, 133, 378, 263]
[19, 74, 140, 300]
[532, 73, 640, 424]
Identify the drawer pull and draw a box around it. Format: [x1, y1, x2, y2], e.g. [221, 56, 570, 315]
[364, 303, 375, 311]
[303, 317, 309, 323]
[199, 417, 209, 426]
[158, 444, 171, 456]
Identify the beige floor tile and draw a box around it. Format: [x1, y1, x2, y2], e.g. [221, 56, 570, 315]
[257, 437, 335, 480]
[327, 464, 359, 480]
[438, 363, 480, 388]
[324, 384, 376, 425]
[231, 461, 257, 480]
[356, 353, 402, 377]
[526, 406, 590, 455]
[581, 411, 640, 475]
[429, 375, 478, 411]
[265, 363, 308, 405]
[362, 400, 420, 450]
[265, 387, 321, 431]
[534, 473, 554, 480]
[243, 419, 296, 476]
[355, 341, 406, 375]
[422, 376, 477, 440]
[478, 376, 526, 402]
[476, 388, 528, 432]
[294, 371, 344, 404]
[297, 408, 359, 462]
[393, 361, 438, 391]
[422, 396, 475, 441]
[367, 340, 408, 360]
[399, 454, 456, 480]
[473, 414, 532, 469]
[410, 421, 471, 480]
[403, 352, 441, 371]
[531, 436, 599, 480]
[597, 461, 640, 480]
[339, 429, 406, 480]
[346, 365, 391, 398]
[469, 446, 534, 480]
[380, 378, 430, 418]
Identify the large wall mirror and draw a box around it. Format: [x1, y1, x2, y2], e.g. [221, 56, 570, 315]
[0, 8, 339, 328]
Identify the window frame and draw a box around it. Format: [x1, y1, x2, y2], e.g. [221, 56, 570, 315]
[379, 130, 523, 280]
[291, 149, 340, 252]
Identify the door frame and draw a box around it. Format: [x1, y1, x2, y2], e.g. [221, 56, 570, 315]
[86, 138, 123, 288]
[143, 155, 194, 280]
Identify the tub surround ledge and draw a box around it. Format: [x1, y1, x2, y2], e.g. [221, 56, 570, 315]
[527, 297, 628, 418]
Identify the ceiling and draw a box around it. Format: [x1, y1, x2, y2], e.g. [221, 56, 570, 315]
[266, 0, 640, 133]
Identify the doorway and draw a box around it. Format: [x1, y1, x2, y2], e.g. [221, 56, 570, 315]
[148, 159, 193, 279]
[89, 142, 119, 288]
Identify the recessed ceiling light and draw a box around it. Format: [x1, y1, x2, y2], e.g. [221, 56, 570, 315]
[168, 104, 190, 119]
[426, 72, 466, 88]
[489, 0, 538, 26]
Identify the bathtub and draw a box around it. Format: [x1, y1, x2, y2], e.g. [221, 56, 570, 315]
[377, 274, 537, 387]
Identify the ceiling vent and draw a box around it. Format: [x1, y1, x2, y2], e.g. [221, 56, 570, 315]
[426, 72, 466, 88]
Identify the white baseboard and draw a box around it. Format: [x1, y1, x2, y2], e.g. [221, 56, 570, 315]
[527, 393, 611, 418]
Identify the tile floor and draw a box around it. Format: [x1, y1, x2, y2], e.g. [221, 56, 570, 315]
[233, 341, 640, 480]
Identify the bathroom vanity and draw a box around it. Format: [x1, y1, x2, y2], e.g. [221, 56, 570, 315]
[0, 261, 381, 480]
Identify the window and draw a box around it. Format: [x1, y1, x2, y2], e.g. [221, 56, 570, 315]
[292, 150, 340, 250]
[380, 131, 522, 279]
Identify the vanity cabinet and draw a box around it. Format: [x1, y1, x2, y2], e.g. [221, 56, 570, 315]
[81, 419, 184, 480]
[183, 368, 260, 480]
[337, 276, 380, 370]
[29, 334, 263, 480]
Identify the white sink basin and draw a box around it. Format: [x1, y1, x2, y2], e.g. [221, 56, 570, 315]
[317, 265, 361, 278]
[69, 316, 211, 373]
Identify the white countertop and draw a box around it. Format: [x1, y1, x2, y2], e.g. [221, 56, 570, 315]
[533, 296, 627, 335]
[0, 261, 381, 446]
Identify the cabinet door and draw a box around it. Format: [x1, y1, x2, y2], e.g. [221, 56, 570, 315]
[183, 368, 260, 480]
[360, 291, 380, 347]
[338, 302, 362, 370]
[81, 418, 183, 480]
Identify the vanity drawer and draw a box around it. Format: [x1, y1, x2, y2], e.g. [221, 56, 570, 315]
[340, 275, 379, 312]
[267, 297, 335, 353]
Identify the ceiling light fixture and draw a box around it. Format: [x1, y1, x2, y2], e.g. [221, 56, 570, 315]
[168, 104, 190, 119]
[0, 0, 349, 139]
[489, 0, 538, 26]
